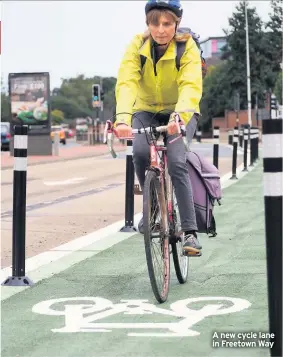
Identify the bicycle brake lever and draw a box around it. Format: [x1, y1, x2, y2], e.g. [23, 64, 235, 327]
[108, 132, 117, 158]
[103, 120, 112, 144]
[104, 120, 117, 158]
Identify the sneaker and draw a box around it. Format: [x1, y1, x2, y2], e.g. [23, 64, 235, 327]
[183, 233, 202, 256]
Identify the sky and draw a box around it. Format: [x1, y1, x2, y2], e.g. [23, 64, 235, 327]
[1, 1, 273, 90]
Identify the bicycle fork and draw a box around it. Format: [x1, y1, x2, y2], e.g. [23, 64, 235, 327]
[160, 154, 173, 236]
[150, 144, 169, 236]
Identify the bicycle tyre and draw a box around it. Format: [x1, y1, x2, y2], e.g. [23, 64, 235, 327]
[143, 170, 170, 303]
[171, 189, 189, 284]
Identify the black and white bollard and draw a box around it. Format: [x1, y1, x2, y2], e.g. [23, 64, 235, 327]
[239, 128, 243, 148]
[270, 93, 278, 120]
[262, 118, 282, 357]
[120, 140, 137, 232]
[213, 126, 219, 169]
[196, 127, 202, 143]
[228, 130, 233, 145]
[242, 126, 249, 172]
[230, 127, 238, 179]
[255, 127, 259, 161]
[253, 127, 258, 162]
[249, 127, 256, 167]
[2, 125, 34, 287]
[252, 127, 258, 164]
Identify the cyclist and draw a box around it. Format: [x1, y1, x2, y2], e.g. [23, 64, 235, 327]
[114, 0, 203, 256]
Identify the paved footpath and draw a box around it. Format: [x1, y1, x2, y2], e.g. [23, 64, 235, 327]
[1, 163, 270, 357]
[1, 141, 126, 169]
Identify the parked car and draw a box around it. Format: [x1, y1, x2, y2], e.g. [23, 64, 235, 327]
[50, 126, 66, 145]
[1, 125, 11, 151]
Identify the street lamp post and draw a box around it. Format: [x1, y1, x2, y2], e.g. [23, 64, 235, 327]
[245, 0, 252, 127]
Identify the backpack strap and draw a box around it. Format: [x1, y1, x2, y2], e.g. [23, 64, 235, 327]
[176, 41, 186, 71]
[140, 40, 186, 72]
[140, 55, 147, 70]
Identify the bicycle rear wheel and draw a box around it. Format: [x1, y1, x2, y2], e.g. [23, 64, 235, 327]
[143, 170, 170, 303]
[171, 189, 189, 284]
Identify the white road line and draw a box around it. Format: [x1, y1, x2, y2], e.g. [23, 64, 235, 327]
[43, 177, 87, 186]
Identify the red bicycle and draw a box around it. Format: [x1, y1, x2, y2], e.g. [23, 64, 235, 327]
[104, 111, 191, 303]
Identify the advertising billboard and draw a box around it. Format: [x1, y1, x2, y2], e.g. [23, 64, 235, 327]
[9, 72, 51, 134]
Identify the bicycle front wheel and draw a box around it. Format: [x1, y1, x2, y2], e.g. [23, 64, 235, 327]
[143, 170, 170, 303]
[171, 188, 189, 284]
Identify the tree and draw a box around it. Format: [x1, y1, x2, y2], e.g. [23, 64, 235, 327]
[221, 1, 269, 110]
[51, 95, 92, 119]
[264, 0, 283, 89]
[1, 78, 10, 122]
[274, 71, 282, 104]
[51, 109, 64, 125]
[1, 92, 10, 122]
[50, 75, 117, 120]
[200, 62, 231, 129]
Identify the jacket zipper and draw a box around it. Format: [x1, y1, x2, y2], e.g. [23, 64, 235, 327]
[151, 44, 161, 110]
[151, 45, 157, 77]
[154, 63, 157, 76]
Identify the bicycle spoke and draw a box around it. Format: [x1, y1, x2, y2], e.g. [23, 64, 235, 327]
[143, 170, 170, 303]
[152, 240, 168, 293]
[150, 184, 166, 291]
[152, 244, 164, 275]
[171, 187, 189, 284]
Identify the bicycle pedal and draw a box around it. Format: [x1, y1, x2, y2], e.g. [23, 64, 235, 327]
[134, 184, 143, 195]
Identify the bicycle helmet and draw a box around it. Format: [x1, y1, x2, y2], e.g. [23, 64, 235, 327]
[145, 0, 183, 19]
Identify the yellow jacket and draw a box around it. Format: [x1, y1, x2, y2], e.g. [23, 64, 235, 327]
[115, 34, 202, 126]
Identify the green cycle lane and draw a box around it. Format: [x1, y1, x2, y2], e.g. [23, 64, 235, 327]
[2, 164, 271, 357]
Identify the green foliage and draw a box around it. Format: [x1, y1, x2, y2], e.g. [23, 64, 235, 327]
[201, 0, 282, 129]
[264, 0, 283, 89]
[200, 62, 231, 125]
[274, 71, 282, 104]
[221, 2, 269, 108]
[51, 109, 64, 125]
[1, 78, 10, 122]
[1, 92, 10, 122]
[50, 75, 117, 121]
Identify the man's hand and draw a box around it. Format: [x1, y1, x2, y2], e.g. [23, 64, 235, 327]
[115, 124, 132, 138]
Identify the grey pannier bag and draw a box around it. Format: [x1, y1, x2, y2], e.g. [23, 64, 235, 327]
[187, 151, 222, 237]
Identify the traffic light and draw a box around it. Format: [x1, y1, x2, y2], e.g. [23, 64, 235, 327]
[270, 94, 277, 110]
[92, 84, 101, 107]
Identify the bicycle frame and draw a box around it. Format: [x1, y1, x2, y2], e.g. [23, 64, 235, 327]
[103, 118, 185, 232]
[147, 134, 174, 234]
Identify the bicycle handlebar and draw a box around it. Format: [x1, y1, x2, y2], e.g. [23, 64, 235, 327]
[132, 125, 168, 134]
[104, 110, 194, 158]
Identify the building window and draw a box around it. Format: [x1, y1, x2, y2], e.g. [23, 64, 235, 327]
[210, 39, 226, 57]
[217, 40, 226, 51]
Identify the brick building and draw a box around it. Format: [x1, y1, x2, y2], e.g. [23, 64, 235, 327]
[213, 110, 259, 131]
